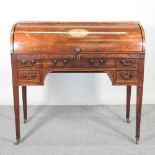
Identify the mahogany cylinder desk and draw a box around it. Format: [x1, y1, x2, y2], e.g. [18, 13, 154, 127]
[11, 22, 145, 144]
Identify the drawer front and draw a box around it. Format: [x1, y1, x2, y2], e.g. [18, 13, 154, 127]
[117, 59, 138, 68]
[18, 71, 41, 84]
[116, 71, 138, 84]
[17, 58, 41, 69]
[42, 58, 115, 68]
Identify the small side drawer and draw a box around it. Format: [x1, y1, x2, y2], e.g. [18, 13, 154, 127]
[117, 59, 138, 68]
[18, 71, 41, 84]
[17, 59, 40, 69]
[116, 71, 138, 84]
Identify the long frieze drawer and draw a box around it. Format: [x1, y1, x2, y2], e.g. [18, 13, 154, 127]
[117, 59, 139, 68]
[42, 58, 115, 68]
[18, 71, 41, 84]
[115, 71, 138, 84]
[17, 58, 41, 69]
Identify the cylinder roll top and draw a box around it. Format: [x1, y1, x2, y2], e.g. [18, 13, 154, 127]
[11, 22, 145, 53]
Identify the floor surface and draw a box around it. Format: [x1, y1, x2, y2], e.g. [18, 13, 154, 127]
[0, 105, 155, 155]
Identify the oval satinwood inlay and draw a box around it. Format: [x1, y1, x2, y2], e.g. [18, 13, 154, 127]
[68, 29, 89, 38]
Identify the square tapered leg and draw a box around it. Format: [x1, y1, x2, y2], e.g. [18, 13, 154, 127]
[136, 85, 143, 144]
[126, 86, 131, 123]
[22, 86, 27, 123]
[13, 85, 20, 144]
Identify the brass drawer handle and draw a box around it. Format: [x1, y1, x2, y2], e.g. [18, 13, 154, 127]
[21, 59, 36, 67]
[121, 72, 134, 80]
[120, 59, 134, 66]
[53, 59, 57, 63]
[51, 59, 58, 66]
[90, 59, 95, 63]
[90, 59, 105, 66]
[100, 59, 104, 63]
[24, 73, 36, 80]
[63, 59, 68, 64]
[52, 59, 69, 66]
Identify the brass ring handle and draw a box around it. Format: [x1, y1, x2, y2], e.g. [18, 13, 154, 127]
[121, 72, 134, 80]
[120, 59, 134, 66]
[76, 55, 81, 60]
[24, 73, 36, 80]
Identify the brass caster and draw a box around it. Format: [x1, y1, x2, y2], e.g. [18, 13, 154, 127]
[135, 138, 139, 144]
[24, 119, 27, 124]
[15, 138, 20, 145]
[126, 119, 131, 123]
